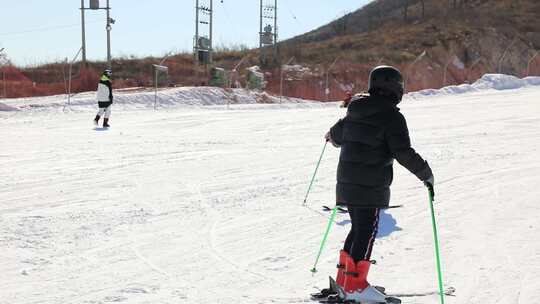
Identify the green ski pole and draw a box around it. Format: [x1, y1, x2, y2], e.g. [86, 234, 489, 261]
[311, 206, 338, 273]
[303, 141, 328, 206]
[428, 188, 445, 304]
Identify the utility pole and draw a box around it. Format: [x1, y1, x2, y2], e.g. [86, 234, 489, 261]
[274, 0, 278, 57]
[259, 0, 278, 67]
[80, 0, 87, 66]
[106, 0, 112, 69]
[194, 0, 213, 65]
[81, 0, 115, 69]
[209, 0, 213, 64]
[259, 0, 263, 51]
[195, 0, 199, 53]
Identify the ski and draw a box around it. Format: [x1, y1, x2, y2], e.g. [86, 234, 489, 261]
[312, 277, 400, 304]
[322, 205, 403, 212]
[386, 286, 456, 298]
[311, 283, 386, 299]
[318, 295, 401, 304]
[313, 277, 454, 303]
[322, 205, 348, 213]
[316, 294, 401, 303]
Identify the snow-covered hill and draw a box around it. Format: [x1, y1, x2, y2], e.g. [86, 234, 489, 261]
[1, 75, 540, 304]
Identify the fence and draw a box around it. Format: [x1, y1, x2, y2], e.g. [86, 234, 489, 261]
[2, 49, 539, 101]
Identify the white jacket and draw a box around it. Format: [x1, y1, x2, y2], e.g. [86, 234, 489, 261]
[96, 78, 112, 102]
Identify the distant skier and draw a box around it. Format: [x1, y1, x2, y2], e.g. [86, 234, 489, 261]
[324, 66, 434, 303]
[94, 69, 113, 128]
[340, 91, 353, 108]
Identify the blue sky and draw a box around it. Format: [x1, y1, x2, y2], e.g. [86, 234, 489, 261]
[0, 0, 370, 66]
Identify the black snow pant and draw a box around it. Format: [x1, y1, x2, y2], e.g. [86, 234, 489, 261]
[343, 207, 380, 262]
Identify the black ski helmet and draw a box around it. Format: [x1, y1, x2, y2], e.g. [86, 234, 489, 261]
[103, 69, 112, 78]
[368, 65, 404, 102]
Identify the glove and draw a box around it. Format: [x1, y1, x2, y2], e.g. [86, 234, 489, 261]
[325, 132, 340, 148]
[423, 175, 435, 199]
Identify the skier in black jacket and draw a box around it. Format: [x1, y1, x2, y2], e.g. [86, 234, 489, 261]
[325, 66, 434, 303]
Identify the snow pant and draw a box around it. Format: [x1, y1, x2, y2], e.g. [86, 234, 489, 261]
[343, 207, 380, 262]
[96, 103, 112, 119]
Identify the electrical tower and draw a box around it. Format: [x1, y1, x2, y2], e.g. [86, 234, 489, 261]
[194, 0, 213, 65]
[80, 0, 115, 69]
[259, 0, 278, 67]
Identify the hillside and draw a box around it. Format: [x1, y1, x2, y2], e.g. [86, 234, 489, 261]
[276, 0, 540, 94]
[1, 0, 539, 100]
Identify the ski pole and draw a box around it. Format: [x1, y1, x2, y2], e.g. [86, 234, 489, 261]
[303, 141, 328, 206]
[310, 205, 338, 273]
[428, 189, 445, 304]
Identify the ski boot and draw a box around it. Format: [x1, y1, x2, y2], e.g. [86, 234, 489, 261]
[94, 115, 100, 126]
[103, 118, 110, 128]
[338, 257, 390, 303]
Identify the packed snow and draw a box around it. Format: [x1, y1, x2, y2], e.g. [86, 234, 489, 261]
[1, 74, 540, 304]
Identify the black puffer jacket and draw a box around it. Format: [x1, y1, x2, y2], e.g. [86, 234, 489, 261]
[329, 93, 432, 207]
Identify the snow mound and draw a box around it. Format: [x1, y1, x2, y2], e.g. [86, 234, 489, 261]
[2, 87, 316, 112]
[0, 102, 19, 111]
[473, 74, 524, 90]
[407, 74, 540, 100]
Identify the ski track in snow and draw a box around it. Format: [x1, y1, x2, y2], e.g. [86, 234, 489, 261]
[2, 83, 540, 303]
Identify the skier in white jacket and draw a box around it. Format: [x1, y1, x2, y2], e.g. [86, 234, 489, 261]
[94, 69, 113, 127]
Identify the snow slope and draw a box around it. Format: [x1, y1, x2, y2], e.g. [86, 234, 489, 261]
[1, 75, 540, 304]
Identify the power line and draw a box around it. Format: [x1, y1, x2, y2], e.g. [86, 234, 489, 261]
[278, 1, 302, 28]
[287, 7, 302, 27]
[0, 20, 101, 37]
[220, 0, 240, 39]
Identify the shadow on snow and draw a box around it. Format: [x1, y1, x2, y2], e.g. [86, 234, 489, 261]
[335, 209, 402, 238]
[93, 127, 110, 131]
